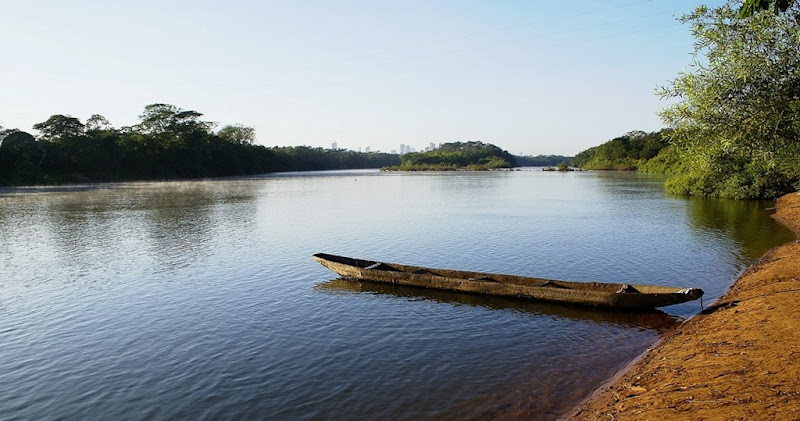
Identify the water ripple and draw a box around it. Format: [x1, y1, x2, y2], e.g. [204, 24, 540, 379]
[0, 171, 792, 420]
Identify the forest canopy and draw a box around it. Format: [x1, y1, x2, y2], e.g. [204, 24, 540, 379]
[0, 104, 400, 185]
[572, 130, 670, 171]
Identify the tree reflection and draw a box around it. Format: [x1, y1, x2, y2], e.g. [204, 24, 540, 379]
[683, 196, 795, 264]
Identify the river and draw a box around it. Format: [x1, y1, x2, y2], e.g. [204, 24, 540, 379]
[0, 169, 792, 420]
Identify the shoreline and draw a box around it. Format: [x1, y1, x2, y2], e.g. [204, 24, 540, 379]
[568, 192, 800, 419]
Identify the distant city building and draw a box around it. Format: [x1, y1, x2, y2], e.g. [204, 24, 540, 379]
[331, 141, 338, 150]
[395, 144, 430, 154]
[397, 144, 418, 154]
[365, 146, 371, 153]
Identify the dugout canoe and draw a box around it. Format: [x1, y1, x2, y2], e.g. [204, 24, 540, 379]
[312, 253, 704, 310]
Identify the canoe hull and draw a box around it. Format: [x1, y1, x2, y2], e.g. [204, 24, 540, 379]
[312, 253, 704, 310]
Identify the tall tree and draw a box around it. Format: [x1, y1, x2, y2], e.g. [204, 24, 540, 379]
[0, 130, 37, 151]
[86, 114, 113, 132]
[137, 103, 214, 135]
[658, 2, 800, 199]
[32, 114, 85, 141]
[218, 124, 256, 144]
[0, 130, 45, 177]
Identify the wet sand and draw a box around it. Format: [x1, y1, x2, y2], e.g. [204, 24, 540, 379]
[570, 192, 800, 420]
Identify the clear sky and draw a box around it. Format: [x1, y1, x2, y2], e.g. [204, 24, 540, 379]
[0, 0, 714, 156]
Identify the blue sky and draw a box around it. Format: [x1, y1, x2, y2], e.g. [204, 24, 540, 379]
[0, 1, 714, 155]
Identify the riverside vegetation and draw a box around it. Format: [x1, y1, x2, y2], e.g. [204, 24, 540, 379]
[0, 108, 570, 184]
[383, 141, 516, 171]
[3, 1, 798, 199]
[574, 1, 800, 200]
[381, 141, 517, 171]
[0, 104, 401, 185]
[381, 141, 570, 171]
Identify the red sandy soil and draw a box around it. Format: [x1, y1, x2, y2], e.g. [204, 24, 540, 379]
[570, 192, 800, 420]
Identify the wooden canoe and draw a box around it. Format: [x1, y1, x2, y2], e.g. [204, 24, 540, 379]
[312, 253, 704, 310]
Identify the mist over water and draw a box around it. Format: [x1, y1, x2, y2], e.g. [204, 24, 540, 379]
[0, 170, 792, 420]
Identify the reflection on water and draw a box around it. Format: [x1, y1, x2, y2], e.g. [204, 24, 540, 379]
[585, 172, 794, 268]
[0, 170, 792, 421]
[316, 278, 682, 332]
[0, 180, 261, 294]
[684, 196, 796, 264]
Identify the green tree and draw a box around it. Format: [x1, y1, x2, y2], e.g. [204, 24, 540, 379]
[1, 104, 405, 186]
[396, 141, 516, 170]
[0, 130, 45, 183]
[1, 130, 38, 154]
[514, 154, 572, 167]
[739, 0, 794, 16]
[572, 130, 669, 171]
[572, 146, 597, 168]
[136, 103, 214, 135]
[32, 114, 85, 141]
[86, 114, 113, 132]
[658, 2, 800, 199]
[218, 124, 256, 144]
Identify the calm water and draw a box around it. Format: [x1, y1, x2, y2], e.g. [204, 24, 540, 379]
[0, 170, 792, 420]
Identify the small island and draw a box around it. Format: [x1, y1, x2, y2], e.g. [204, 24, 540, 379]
[542, 162, 575, 171]
[381, 141, 516, 171]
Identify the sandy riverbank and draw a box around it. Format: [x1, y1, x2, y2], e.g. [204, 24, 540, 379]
[569, 192, 800, 420]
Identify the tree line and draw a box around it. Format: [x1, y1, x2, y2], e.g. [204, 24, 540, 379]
[572, 130, 670, 171]
[515, 154, 572, 167]
[0, 104, 400, 185]
[1, 105, 572, 184]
